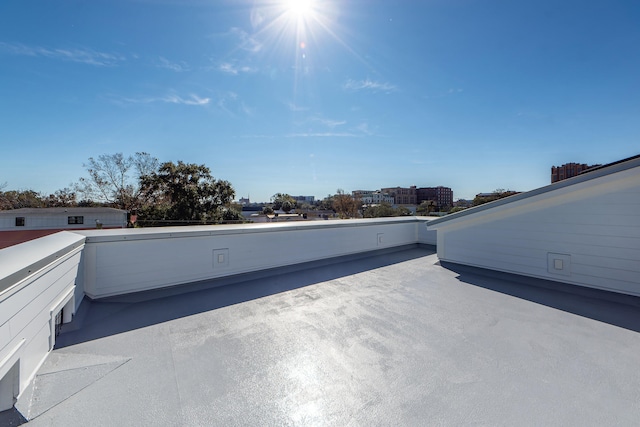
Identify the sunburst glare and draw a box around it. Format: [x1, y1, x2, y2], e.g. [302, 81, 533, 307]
[284, 0, 315, 18]
[249, 0, 337, 63]
[246, 0, 372, 104]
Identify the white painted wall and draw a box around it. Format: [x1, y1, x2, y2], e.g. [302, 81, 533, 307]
[76, 217, 433, 299]
[0, 232, 85, 411]
[416, 216, 437, 246]
[429, 164, 640, 296]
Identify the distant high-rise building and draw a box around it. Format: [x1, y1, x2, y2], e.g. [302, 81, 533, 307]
[551, 162, 600, 183]
[417, 186, 454, 210]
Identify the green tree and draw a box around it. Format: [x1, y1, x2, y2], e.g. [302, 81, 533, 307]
[363, 202, 400, 218]
[396, 206, 412, 216]
[220, 207, 245, 222]
[271, 193, 296, 213]
[472, 189, 518, 207]
[45, 188, 77, 207]
[332, 189, 360, 218]
[416, 200, 436, 216]
[0, 189, 45, 210]
[76, 152, 159, 211]
[447, 206, 467, 214]
[317, 195, 334, 211]
[140, 161, 235, 222]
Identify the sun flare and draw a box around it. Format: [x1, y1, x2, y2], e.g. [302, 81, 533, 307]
[285, 0, 314, 17]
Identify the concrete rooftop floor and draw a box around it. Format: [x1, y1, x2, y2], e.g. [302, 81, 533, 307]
[4, 247, 640, 426]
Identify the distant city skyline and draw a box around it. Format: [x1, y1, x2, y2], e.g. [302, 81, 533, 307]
[1, 0, 638, 202]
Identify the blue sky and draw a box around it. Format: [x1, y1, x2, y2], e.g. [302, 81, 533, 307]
[1, 0, 638, 202]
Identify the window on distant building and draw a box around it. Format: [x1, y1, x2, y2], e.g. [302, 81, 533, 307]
[68, 216, 84, 225]
[15, 217, 25, 226]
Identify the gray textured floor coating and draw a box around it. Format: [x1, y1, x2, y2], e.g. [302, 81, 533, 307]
[7, 248, 640, 426]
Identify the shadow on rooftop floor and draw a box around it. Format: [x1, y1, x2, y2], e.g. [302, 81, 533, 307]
[441, 261, 640, 333]
[0, 407, 27, 427]
[56, 246, 433, 349]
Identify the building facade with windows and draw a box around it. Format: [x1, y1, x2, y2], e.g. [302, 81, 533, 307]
[381, 186, 417, 205]
[0, 207, 128, 249]
[551, 162, 600, 183]
[416, 186, 454, 210]
[352, 190, 394, 205]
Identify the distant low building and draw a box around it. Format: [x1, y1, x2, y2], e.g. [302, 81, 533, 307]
[352, 190, 394, 205]
[454, 199, 472, 208]
[0, 207, 128, 249]
[361, 185, 453, 209]
[292, 195, 315, 204]
[474, 191, 520, 206]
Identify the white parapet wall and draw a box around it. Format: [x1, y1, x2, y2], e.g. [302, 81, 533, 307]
[0, 232, 85, 411]
[0, 217, 435, 411]
[76, 217, 436, 299]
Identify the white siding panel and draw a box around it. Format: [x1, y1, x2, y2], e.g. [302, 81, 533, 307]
[19, 322, 51, 391]
[1, 254, 79, 327]
[569, 272, 639, 295]
[433, 165, 640, 296]
[443, 242, 549, 275]
[573, 253, 640, 274]
[0, 232, 84, 410]
[9, 260, 78, 338]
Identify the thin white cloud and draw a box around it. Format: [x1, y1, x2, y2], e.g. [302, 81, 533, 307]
[287, 102, 309, 112]
[218, 62, 257, 75]
[343, 78, 397, 93]
[239, 102, 254, 116]
[158, 56, 190, 72]
[0, 41, 124, 66]
[315, 118, 347, 128]
[286, 132, 359, 138]
[229, 27, 262, 53]
[355, 122, 375, 135]
[217, 91, 253, 117]
[163, 94, 210, 105]
[219, 63, 237, 74]
[250, 8, 266, 29]
[115, 93, 210, 106]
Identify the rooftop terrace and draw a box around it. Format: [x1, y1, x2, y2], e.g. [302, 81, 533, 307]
[4, 246, 640, 426]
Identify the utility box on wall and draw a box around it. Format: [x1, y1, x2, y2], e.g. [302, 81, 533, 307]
[548, 253, 571, 276]
[213, 248, 229, 269]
